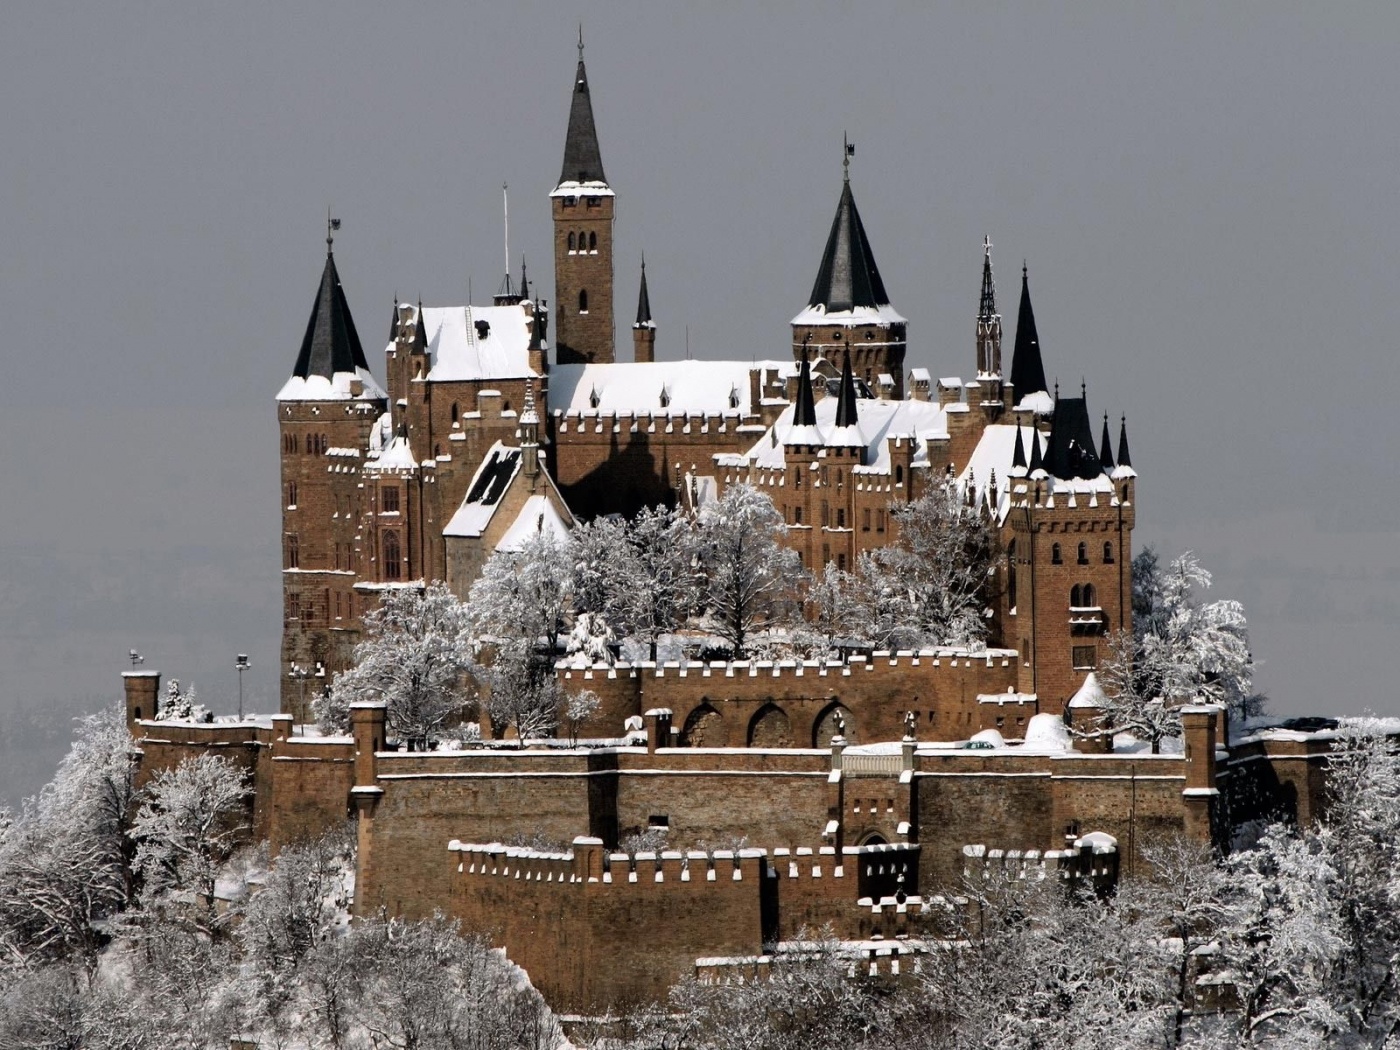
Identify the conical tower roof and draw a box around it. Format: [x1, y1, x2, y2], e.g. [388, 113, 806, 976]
[291, 250, 370, 381]
[806, 180, 891, 313]
[793, 350, 818, 428]
[557, 43, 607, 188]
[635, 257, 653, 327]
[1099, 414, 1116, 473]
[834, 347, 859, 429]
[1011, 263, 1049, 401]
[979, 239, 997, 321]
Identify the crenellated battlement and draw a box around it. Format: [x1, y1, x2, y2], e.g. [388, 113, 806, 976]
[557, 649, 1018, 680]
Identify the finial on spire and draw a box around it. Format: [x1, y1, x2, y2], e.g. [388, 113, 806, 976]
[984, 235, 992, 258]
[1081, 377, 1087, 400]
[1022, 260, 1028, 280]
[578, 23, 584, 60]
[326, 207, 340, 253]
[1054, 378, 1060, 400]
[843, 132, 854, 183]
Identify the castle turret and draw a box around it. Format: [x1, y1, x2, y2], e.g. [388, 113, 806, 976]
[552, 31, 615, 365]
[977, 237, 1003, 379]
[276, 224, 387, 719]
[790, 139, 907, 396]
[632, 257, 655, 364]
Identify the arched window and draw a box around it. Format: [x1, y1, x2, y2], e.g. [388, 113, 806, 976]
[1071, 583, 1097, 608]
[1077, 541, 1088, 565]
[588, 231, 597, 251]
[285, 533, 299, 569]
[579, 289, 588, 313]
[1052, 542, 1063, 565]
[567, 232, 575, 251]
[451, 403, 459, 425]
[286, 482, 297, 508]
[895, 465, 904, 485]
[383, 531, 401, 579]
[1103, 541, 1114, 564]
[1008, 565, 1017, 609]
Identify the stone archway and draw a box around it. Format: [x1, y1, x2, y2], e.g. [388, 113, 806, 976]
[680, 703, 728, 747]
[812, 702, 855, 747]
[748, 703, 794, 748]
[859, 831, 888, 847]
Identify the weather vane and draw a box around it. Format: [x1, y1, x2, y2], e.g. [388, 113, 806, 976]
[326, 207, 341, 251]
[843, 132, 854, 182]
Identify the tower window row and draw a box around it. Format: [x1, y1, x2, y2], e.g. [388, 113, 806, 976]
[1051, 541, 1114, 565]
[283, 433, 330, 455]
[566, 231, 599, 252]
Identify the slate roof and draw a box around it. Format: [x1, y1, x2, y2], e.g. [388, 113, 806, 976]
[558, 58, 607, 188]
[806, 181, 891, 312]
[1045, 397, 1104, 481]
[635, 259, 653, 327]
[1011, 264, 1048, 398]
[292, 251, 370, 381]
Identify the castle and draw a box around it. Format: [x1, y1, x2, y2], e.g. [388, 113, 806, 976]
[276, 42, 1136, 723]
[116, 41, 1346, 1016]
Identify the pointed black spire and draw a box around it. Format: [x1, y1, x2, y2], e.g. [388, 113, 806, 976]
[979, 236, 997, 320]
[1012, 426, 1027, 471]
[1028, 427, 1045, 475]
[291, 247, 369, 380]
[635, 256, 652, 326]
[557, 35, 607, 187]
[390, 298, 400, 342]
[1011, 263, 1048, 397]
[1045, 396, 1101, 480]
[793, 349, 818, 428]
[1099, 413, 1115, 472]
[807, 179, 891, 313]
[414, 299, 428, 351]
[834, 347, 859, 428]
[1117, 415, 1132, 469]
[519, 258, 529, 301]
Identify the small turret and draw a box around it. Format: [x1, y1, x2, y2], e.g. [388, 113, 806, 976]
[1112, 415, 1136, 480]
[632, 256, 655, 364]
[976, 236, 1003, 380]
[1010, 425, 1028, 477]
[520, 379, 540, 479]
[1099, 413, 1115, 474]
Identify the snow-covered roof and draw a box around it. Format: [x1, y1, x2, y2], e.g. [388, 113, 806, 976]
[276, 367, 386, 403]
[364, 430, 417, 474]
[396, 304, 537, 383]
[1015, 390, 1055, 415]
[1067, 671, 1107, 709]
[495, 495, 570, 553]
[958, 424, 1116, 522]
[550, 360, 789, 417]
[442, 443, 522, 538]
[723, 396, 948, 474]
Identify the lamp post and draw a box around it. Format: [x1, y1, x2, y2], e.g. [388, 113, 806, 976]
[289, 663, 309, 722]
[235, 654, 250, 720]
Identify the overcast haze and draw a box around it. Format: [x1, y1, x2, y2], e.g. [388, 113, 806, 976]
[1, 3, 1396, 803]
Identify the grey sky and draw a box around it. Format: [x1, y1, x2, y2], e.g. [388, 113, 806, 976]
[1, 3, 1396, 802]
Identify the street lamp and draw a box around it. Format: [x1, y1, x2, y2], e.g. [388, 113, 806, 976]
[235, 654, 250, 720]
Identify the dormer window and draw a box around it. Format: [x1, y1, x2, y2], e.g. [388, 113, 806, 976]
[659, 386, 671, 409]
[729, 386, 740, 410]
[589, 386, 601, 410]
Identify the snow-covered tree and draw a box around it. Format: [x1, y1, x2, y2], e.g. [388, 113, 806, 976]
[615, 505, 700, 662]
[483, 639, 563, 742]
[563, 688, 601, 747]
[797, 561, 866, 657]
[318, 580, 474, 749]
[694, 484, 802, 657]
[157, 678, 209, 722]
[131, 752, 249, 934]
[566, 611, 616, 666]
[1099, 551, 1266, 750]
[471, 530, 575, 658]
[570, 514, 628, 626]
[0, 708, 134, 971]
[844, 481, 994, 652]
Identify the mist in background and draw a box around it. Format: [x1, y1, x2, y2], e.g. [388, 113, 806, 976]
[1, 3, 1396, 804]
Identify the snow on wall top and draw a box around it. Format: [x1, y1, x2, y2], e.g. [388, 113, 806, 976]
[549, 360, 789, 417]
[726, 396, 948, 473]
[959, 424, 1116, 522]
[394, 303, 538, 383]
[789, 302, 907, 328]
[276, 366, 386, 403]
[495, 495, 570, 553]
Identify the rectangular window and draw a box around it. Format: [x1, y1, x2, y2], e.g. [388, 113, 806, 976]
[822, 503, 830, 527]
[287, 592, 300, 623]
[794, 506, 803, 525]
[1072, 645, 1098, 670]
[862, 508, 871, 531]
[382, 487, 400, 513]
[877, 510, 886, 533]
[286, 482, 297, 508]
[837, 553, 847, 572]
[836, 508, 846, 529]
[285, 534, 299, 569]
